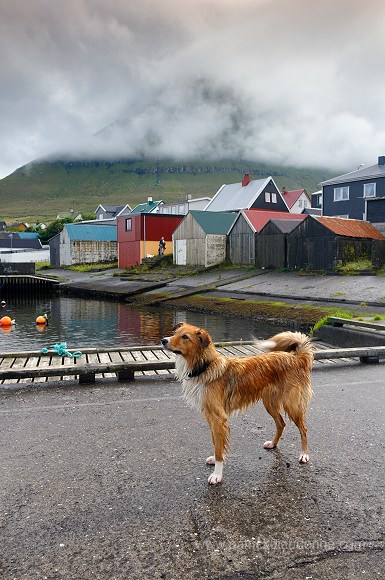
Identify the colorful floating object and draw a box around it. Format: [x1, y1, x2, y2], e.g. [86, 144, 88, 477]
[36, 314, 48, 325]
[0, 316, 15, 326]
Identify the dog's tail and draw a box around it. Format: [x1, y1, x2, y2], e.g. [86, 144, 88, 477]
[259, 331, 315, 361]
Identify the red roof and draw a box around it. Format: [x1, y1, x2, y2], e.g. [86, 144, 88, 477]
[316, 216, 385, 239]
[242, 210, 306, 232]
[281, 189, 309, 209]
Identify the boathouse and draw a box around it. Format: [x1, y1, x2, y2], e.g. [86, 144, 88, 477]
[228, 210, 304, 265]
[50, 223, 117, 266]
[256, 219, 304, 269]
[172, 210, 236, 267]
[287, 215, 385, 270]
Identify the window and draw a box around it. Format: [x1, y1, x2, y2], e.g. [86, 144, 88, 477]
[298, 199, 303, 208]
[363, 183, 376, 198]
[265, 192, 277, 203]
[334, 186, 349, 201]
[125, 218, 132, 231]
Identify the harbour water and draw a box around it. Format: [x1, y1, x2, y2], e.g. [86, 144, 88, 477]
[0, 295, 286, 353]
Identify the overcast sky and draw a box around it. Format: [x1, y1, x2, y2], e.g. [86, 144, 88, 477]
[1, 0, 385, 179]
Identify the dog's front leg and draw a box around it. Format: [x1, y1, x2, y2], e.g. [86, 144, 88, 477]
[204, 409, 229, 485]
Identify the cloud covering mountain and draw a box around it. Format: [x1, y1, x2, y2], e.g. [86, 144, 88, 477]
[1, 0, 385, 178]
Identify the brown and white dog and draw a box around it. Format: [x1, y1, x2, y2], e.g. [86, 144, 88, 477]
[162, 323, 314, 485]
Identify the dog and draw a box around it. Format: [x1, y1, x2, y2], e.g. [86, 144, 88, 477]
[162, 322, 314, 485]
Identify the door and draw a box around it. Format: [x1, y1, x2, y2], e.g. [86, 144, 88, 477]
[175, 239, 187, 265]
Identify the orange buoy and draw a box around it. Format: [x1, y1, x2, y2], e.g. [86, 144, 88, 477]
[36, 315, 48, 324]
[0, 316, 13, 326]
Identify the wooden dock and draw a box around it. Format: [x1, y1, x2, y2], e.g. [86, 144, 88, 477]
[0, 340, 384, 386]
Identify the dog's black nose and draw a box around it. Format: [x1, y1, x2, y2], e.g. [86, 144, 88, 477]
[161, 338, 168, 345]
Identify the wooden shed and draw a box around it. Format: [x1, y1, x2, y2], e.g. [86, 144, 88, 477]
[172, 210, 236, 267]
[228, 210, 304, 265]
[256, 219, 304, 269]
[287, 215, 385, 271]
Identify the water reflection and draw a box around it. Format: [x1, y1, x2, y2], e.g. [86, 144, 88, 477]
[0, 295, 287, 353]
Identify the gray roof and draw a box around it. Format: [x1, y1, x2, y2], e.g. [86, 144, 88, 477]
[96, 204, 131, 218]
[205, 177, 281, 212]
[268, 219, 303, 233]
[320, 160, 385, 186]
[0, 238, 42, 249]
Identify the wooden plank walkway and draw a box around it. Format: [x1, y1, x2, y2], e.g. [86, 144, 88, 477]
[0, 340, 384, 386]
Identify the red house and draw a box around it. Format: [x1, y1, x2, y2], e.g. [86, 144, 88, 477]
[117, 213, 184, 268]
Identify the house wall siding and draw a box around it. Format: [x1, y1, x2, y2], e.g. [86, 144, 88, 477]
[366, 198, 385, 223]
[70, 241, 117, 265]
[323, 177, 385, 219]
[228, 214, 255, 264]
[256, 223, 287, 269]
[250, 179, 288, 212]
[205, 235, 227, 267]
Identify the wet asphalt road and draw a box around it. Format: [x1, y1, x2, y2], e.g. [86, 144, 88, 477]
[1, 362, 384, 579]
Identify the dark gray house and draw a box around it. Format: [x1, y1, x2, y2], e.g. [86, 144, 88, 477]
[287, 215, 385, 271]
[205, 174, 289, 213]
[320, 156, 385, 221]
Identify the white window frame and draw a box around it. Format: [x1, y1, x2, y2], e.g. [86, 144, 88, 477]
[334, 186, 349, 202]
[265, 192, 271, 203]
[271, 192, 277, 203]
[363, 183, 376, 198]
[125, 218, 132, 231]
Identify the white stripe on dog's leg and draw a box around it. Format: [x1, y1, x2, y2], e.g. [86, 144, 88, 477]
[208, 461, 223, 485]
[206, 455, 215, 465]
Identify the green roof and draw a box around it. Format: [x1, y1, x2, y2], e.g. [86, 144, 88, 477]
[131, 200, 163, 215]
[190, 210, 236, 234]
[66, 224, 117, 242]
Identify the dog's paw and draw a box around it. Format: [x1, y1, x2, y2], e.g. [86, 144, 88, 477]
[299, 453, 310, 464]
[263, 440, 276, 449]
[206, 455, 215, 465]
[208, 473, 222, 485]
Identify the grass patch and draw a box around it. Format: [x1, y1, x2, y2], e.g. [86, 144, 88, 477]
[335, 260, 373, 273]
[66, 261, 118, 272]
[35, 261, 51, 271]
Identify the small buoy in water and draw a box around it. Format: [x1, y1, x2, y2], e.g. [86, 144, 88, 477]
[0, 316, 14, 326]
[36, 314, 48, 325]
[1, 300, 6, 307]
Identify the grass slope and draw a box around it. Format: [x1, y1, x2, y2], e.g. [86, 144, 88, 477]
[0, 157, 336, 223]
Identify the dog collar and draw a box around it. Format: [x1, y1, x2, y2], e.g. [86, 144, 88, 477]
[187, 361, 211, 378]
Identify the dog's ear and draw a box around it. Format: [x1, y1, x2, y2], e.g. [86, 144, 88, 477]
[173, 322, 185, 331]
[196, 329, 211, 348]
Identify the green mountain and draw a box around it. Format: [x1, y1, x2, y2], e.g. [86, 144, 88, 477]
[0, 157, 337, 223]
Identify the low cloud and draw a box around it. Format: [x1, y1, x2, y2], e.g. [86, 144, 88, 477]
[1, 0, 385, 178]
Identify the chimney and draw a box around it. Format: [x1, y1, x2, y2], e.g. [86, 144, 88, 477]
[281, 186, 287, 194]
[242, 173, 251, 187]
[148, 196, 153, 204]
[378, 156, 385, 166]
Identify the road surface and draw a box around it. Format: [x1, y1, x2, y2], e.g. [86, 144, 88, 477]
[1, 361, 384, 579]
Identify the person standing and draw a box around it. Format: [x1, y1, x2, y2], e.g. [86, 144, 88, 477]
[158, 236, 166, 255]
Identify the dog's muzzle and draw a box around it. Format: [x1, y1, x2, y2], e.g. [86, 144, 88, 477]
[161, 337, 181, 355]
